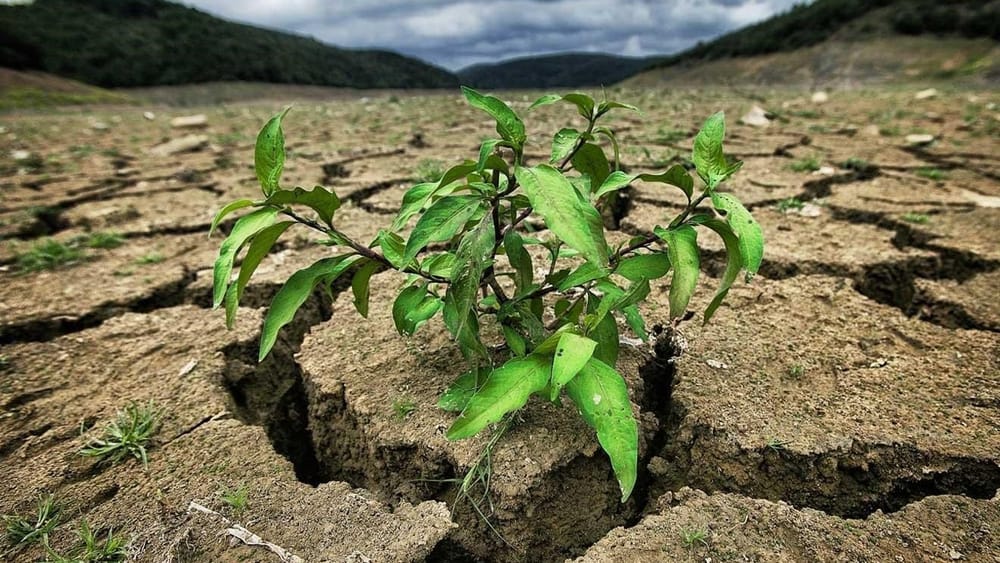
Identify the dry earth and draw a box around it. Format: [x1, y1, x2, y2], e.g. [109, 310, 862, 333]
[0, 85, 998, 562]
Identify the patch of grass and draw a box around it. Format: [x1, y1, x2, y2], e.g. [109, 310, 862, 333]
[44, 519, 127, 563]
[807, 124, 830, 134]
[219, 484, 249, 515]
[788, 156, 821, 173]
[135, 252, 165, 265]
[841, 157, 875, 174]
[392, 399, 417, 421]
[0, 88, 132, 112]
[15, 239, 85, 273]
[3, 494, 61, 548]
[787, 364, 805, 378]
[789, 109, 820, 119]
[766, 437, 791, 452]
[901, 212, 930, 224]
[915, 167, 947, 181]
[79, 401, 159, 467]
[413, 159, 445, 183]
[680, 527, 709, 548]
[79, 232, 125, 250]
[775, 197, 805, 214]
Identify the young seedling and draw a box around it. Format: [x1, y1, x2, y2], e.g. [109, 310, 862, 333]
[219, 484, 249, 516]
[44, 519, 127, 563]
[80, 232, 125, 250]
[15, 239, 84, 273]
[766, 437, 792, 452]
[901, 212, 930, 224]
[135, 252, 165, 265]
[787, 364, 805, 378]
[3, 494, 60, 548]
[392, 398, 417, 421]
[680, 526, 709, 548]
[211, 87, 764, 503]
[775, 197, 804, 214]
[79, 401, 159, 467]
[789, 156, 821, 173]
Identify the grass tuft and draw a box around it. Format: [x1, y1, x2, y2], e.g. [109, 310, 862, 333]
[44, 519, 127, 563]
[413, 159, 445, 183]
[219, 484, 249, 516]
[15, 239, 84, 273]
[3, 494, 60, 548]
[80, 402, 160, 467]
[680, 527, 709, 548]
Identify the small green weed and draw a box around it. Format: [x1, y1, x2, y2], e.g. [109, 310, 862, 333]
[841, 157, 874, 173]
[3, 494, 60, 547]
[80, 402, 159, 467]
[392, 399, 417, 420]
[915, 167, 947, 181]
[787, 364, 805, 378]
[775, 197, 805, 214]
[901, 212, 930, 224]
[44, 519, 127, 563]
[16, 239, 84, 273]
[219, 484, 249, 515]
[680, 527, 709, 548]
[80, 232, 124, 250]
[789, 156, 821, 173]
[135, 252, 165, 265]
[766, 437, 791, 452]
[413, 158, 445, 183]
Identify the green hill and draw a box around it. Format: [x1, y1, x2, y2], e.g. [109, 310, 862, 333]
[457, 53, 660, 89]
[0, 0, 458, 89]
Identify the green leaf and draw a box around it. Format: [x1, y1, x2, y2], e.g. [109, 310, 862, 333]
[656, 225, 700, 319]
[260, 255, 359, 360]
[550, 128, 581, 164]
[351, 260, 380, 318]
[443, 214, 495, 344]
[557, 262, 604, 291]
[571, 143, 611, 192]
[461, 86, 526, 149]
[561, 93, 596, 119]
[565, 358, 638, 501]
[438, 370, 478, 412]
[700, 218, 744, 322]
[594, 171, 632, 200]
[550, 332, 597, 400]
[227, 221, 294, 326]
[392, 182, 437, 231]
[477, 139, 511, 174]
[615, 253, 671, 282]
[393, 283, 443, 336]
[593, 126, 621, 170]
[621, 304, 647, 341]
[421, 252, 457, 278]
[516, 164, 610, 272]
[403, 195, 484, 265]
[255, 107, 291, 196]
[446, 354, 550, 440]
[588, 294, 619, 366]
[437, 162, 478, 190]
[597, 100, 640, 115]
[377, 229, 410, 270]
[710, 192, 763, 281]
[692, 112, 741, 189]
[528, 93, 562, 110]
[264, 186, 341, 227]
[503, 229, 533, 294]
[501, 324, 527, 357]
[209, 199, 255, 236]
[212, 207, 279, 308]
[637, 165, 694, 200]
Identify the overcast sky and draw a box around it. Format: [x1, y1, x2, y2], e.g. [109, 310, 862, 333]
[181, 0, 809, 70]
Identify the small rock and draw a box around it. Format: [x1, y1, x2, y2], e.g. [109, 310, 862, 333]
[811, 91, 828, 103]
[178, 359, 198, 377]
[861, 124, 881, 137]
[706, 359, 729, 369]
[149, 134, 209, 157]
[905, 134, 935, 146]
[816, 166, 836, 176]
[960, 189, 1000, 208]
[949, 549, 964, 560]
[10, 149, 31, 161]
[90, 121, 109, 131]
[170, 114, 208, 129]
[869, 358, 889, 368]
[797, 203, 822, 217]
[143, 111, 156, 120]
[914, 88, 937, 100]
[740, 105, 771, 127]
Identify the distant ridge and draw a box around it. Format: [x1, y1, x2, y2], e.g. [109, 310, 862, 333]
[458, 53, 661, 89]
[0, 0, 458, 89]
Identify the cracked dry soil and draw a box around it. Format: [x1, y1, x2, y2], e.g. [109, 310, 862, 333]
[1, 86, 998, 562]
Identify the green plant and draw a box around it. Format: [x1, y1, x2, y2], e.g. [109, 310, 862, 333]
[15, 239, 85, 273]
[392, 398, 417, 420]
[79, 401, 159, 467]
[766, 437, 791, 452]
[680, 527, 709, 548]
[841, 157, 875, 174]
[902, 212, 930, 224]
[789, 156, 821, 173]
[80, 232, 125, 250]
[44, 519, 127, 562]
[787, 364, 805, 378]
[135, 252, 165, 265]
[219, 484, 249, 515]
[3, 494, 60, 547]
[915, 167, 947, 181]
[413, 158, 446, 183]
[775, 197, 805, 214]
[211, 88, 763, 502]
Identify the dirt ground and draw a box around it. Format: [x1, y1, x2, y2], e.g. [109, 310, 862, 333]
[0, 84, 997, 562]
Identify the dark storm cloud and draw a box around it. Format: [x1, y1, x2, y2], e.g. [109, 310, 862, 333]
[182, 0, 808, 70]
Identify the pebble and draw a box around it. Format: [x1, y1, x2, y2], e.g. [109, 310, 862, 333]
[149, 134, 209, 156]
[10, 149, 31, 161]
[861, 124, 881, 137]
[740, 105, 771, 127]
[914, 88, 938, 100]
[170, 114, 208, 128]
[143, 111, 156, 120]
[90, 121, 109, 131]
[798, 203, 823, 218]
[816, 166, 836, 176]
[811, 91, 828, 103]
[706, 359, 729, 369]
[905, 134, 935, 146]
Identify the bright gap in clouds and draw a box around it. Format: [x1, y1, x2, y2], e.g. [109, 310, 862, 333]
[182, 0, 809, 70]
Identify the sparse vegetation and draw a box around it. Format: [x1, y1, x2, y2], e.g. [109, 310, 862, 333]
[392, 399, 417, 421]
[79, 401, 159, 467]
[219, 484, 249, 515]
[902, 212, 931, 224]
[766, 437, 791, 452]
[135, 252, 165, 265]
[915, 167, 947, 181]
[15, 239, 85, 273]
[789, 156, 821, 173]
[44, 519, 128, 563]
[680, 527, 709, 548]
[79, 232, 125, 250]
[3, 494, 60, 548]
[413, 159, 446, 183]
[776, 197, 805, 214]
[787, 364, 805, 378]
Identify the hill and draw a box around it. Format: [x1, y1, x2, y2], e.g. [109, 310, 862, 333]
[0, 68, 133, 111]
[0, 0, 457, 89]
[457, 53, 660, 89]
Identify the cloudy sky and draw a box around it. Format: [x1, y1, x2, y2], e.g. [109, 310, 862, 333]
[181, 0, 809, 70]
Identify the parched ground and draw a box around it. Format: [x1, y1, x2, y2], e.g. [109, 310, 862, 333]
[0, 85, 997, 562]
